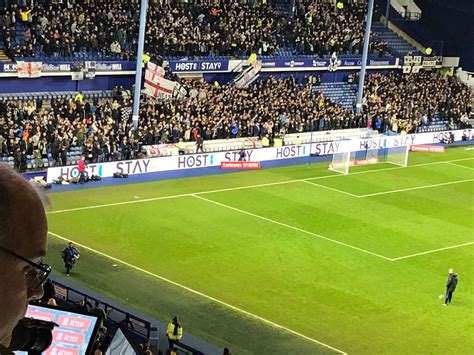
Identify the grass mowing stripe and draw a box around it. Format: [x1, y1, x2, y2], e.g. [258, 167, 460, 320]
[191, 194, 393, 261]
[358, 178, 474, 198]
[47, 157, 474, 215]
[301, 180, 361, 197]
[391, 241, 474, 261]
[47, 231, 347, 355]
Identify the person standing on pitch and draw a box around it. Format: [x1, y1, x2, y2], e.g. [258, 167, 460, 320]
[443, 269, 458, 305]
[166, 316, 183, 350]
[62, 242, 80, 276]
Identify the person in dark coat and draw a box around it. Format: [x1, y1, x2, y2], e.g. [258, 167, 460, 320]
[13, 147, 21, 170]
[196, 135, 204, 153]
[443, 269, 458, 305]
[40, 279, 56, 304]
[61, 242, 80, 276]
[238, 148, 246, 161]
[60, 143, 68, 166]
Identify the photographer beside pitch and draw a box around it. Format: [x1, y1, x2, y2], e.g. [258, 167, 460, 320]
[62, 242, 80, 276]
[0, 164, 50, 353]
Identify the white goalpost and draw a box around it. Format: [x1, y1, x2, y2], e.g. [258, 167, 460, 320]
[329, 145, 409, 175]
[382, 145, 410, 167]
[328, 151, 351, 175]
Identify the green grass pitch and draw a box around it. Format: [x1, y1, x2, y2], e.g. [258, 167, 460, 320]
[44, 146, 474, 354]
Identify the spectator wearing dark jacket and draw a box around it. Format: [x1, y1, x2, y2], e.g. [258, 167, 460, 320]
[40, 279, 56, 304]
[443, 269, 458, 305]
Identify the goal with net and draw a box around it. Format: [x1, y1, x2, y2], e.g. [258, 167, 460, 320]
[328, 145, 410, 175]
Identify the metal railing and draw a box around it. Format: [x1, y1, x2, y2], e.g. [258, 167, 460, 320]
[51, 281, 154, 340]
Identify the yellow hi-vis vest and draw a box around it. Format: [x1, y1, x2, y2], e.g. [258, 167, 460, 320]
[143, 53, 151, 64]
[167, 323, 183, 341]
[248, 53, 257, 64]
[75, 93, 84, 104]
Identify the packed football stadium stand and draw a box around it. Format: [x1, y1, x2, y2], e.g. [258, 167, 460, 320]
[0, 71, 471, 170]
[0, 0, 392, 60]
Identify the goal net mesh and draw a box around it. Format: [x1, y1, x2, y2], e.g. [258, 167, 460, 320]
[329, 145, 409, 174]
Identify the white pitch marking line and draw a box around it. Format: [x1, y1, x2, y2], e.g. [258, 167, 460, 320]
[47, 231, 347, 354]
[301, 180, 361, 198]
[305, 157, 474, 180]
[357, 178, 474, 198]
[391, 241, 474, 261]
[445, 162, 474, 171]
[47, 192, 194, 214]
[47, 157, 474, 215]
[191, 194, 392, 261]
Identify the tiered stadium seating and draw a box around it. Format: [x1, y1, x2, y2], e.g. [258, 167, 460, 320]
[372, 23, 418, 56]
[0, 90, 114, 101]
[315, 82, 357, 111]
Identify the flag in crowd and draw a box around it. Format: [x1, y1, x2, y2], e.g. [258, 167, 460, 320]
[143, 62, 187, 100]
[147, 62, 165, 78]
[173, 82, 188, 100]
[17, 61, 43, 78]
[121, 107, 132, 121]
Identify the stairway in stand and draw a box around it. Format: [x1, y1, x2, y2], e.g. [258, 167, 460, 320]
[371, 23, 418, 57]
[315, 82, 357, 111]
[0, 50, 11, 62]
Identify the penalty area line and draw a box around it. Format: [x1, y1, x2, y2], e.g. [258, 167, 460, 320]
[445, 162, 474, 171]
[357, 178, 474, 198]
[390, 241, 474, 261]
[47, 231, 347, 354]
[301, 180, 361, 198]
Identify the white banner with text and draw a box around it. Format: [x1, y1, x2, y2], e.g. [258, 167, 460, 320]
[46, 129, 473, 182]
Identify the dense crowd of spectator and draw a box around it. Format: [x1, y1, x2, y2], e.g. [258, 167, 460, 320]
[361, 71, 471, 133]
[144, 0, 286, 57]
[1, 71, 470, 170]
[0, 76, 354, 170]
[0, 0, 388, 60]
[291, 0, 388, 56]
[138, 76, 355, 144]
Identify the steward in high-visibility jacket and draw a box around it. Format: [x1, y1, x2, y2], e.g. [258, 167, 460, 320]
[74, 92, 84, 105]
[248, 52, 257, 64]
[166, 317, 183, 350]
